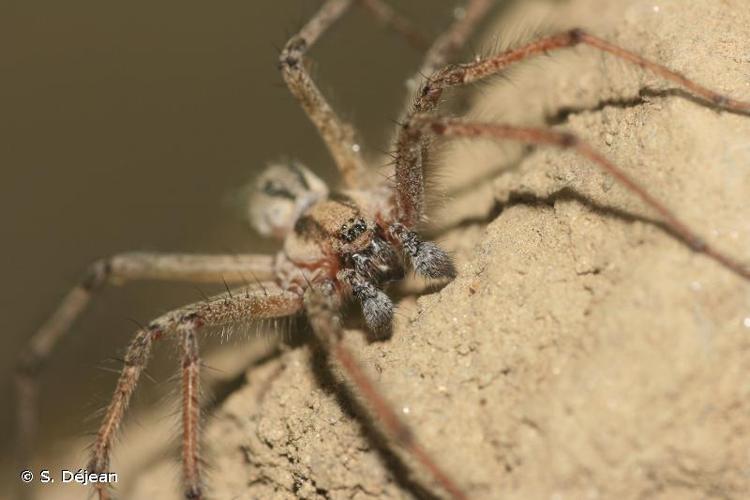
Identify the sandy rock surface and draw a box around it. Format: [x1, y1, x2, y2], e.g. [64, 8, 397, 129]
[32, 0, 750, 499]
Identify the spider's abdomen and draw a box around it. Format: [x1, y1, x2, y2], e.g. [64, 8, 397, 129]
[247, 162, 328, 240]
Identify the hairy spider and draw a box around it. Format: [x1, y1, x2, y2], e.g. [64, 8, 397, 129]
[15, 0, 750, 499]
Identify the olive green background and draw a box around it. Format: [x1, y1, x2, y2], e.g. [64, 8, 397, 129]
[0, 0, 472, 475]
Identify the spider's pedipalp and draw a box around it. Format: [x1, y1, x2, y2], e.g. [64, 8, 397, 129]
[389, 222, 456, 279]
[412, 240, 456, 279]
[360, 287, 394, 336]
[338, 269, 394, 336]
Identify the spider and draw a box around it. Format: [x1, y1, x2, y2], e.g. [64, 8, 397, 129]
[15, 0, 750, 499]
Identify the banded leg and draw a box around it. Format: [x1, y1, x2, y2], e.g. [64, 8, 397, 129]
[304, 285, 466, 500]
[15, 252, 275, 471]
[394, 28, 750, 227]
[87, 282, 303, 500]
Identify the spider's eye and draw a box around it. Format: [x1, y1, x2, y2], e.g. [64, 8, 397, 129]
[339, 217, 367, 243]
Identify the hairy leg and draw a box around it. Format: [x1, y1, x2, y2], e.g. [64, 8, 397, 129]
[15, 252, 275, 471]
[411, 117, 750, 280]
[391, 29, 750, 280]
[74, 336, 282, 500]
[441, 29, 750, 112]
[280, 0, 424, 189]
[394, 28, 750, 228]
[392, 0, 495, 227]
[304, 285, 466, 500]
[410, 0, 495, 92]
[278, 0, 365, 188]
[281, 0, 463, 189]
[87, 283, 302, 500]
[180, 325, 202, 499]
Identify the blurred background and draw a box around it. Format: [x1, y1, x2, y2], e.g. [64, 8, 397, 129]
[0, 0, 513, 488]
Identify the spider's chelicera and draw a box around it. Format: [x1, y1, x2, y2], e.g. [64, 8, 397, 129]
[15, 1, 750, 499]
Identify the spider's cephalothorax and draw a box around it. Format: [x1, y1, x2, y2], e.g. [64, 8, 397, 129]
[250, 161, 455, 335]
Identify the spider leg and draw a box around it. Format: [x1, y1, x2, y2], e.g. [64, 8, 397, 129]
[279, 0, 439, 189]
[390, 26, 750, 280]
[14, 253, 274, 479]
[357, 0, 430, 50]
[408, 116, 750, 281]
[443, 29, 750, 113]
[304, 285, 466, 500]
[87, 282, 303, 500]
[410, 0, 495, 88]
[388, 0, 493, 228]
[394, 29, 750, 227]
[72, 337, 280, 500]
[180, 324, 202, 499]
[279, 0, 368, 189]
